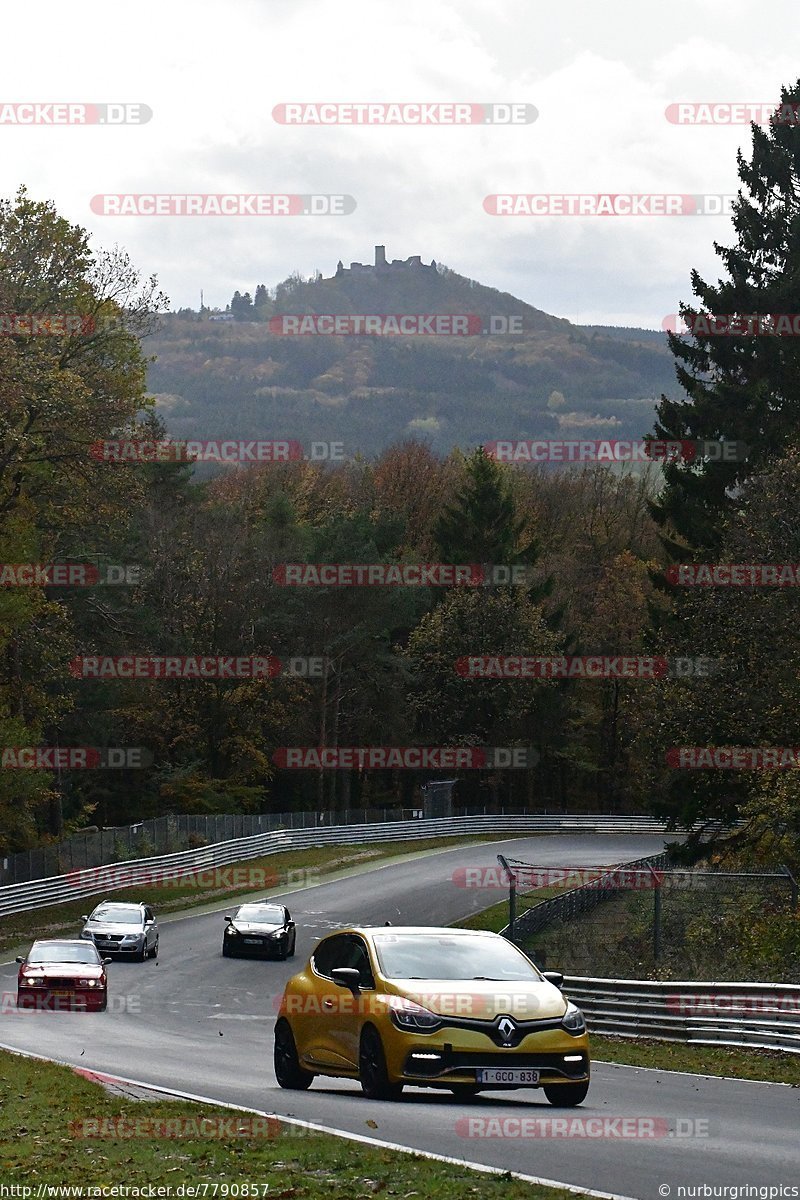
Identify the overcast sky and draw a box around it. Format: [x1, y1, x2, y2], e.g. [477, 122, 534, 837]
[3, 0, 799, 327]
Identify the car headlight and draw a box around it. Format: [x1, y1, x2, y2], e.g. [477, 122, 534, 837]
[388, 996, 443, 1033]
[80, 931, 92, 939]
[21, 974, 45, 986]
[77, 979, 98, 987]
[225, 926, 238, 935]
[269, 931, 285, 939]
[561, 1003, 586, 1035]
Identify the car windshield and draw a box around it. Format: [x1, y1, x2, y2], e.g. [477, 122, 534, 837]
[91, 906, 142, 924]
[372, 934, 542, 981]
[28, 943, 100, 965]
[236, 905, 283, 923]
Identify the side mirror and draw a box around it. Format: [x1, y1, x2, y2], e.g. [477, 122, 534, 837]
[224, 915, 232, 923]
[81, 915, 89, 922]
[102, 958, 112, 966]
[543, 971, 564, 989]
[331, 967, 361, 992]
[287, 921, 295, 928]
[15, 956, 24, 964]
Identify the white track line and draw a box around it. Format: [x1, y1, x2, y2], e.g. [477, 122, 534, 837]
[0, 1041, 637, 1200]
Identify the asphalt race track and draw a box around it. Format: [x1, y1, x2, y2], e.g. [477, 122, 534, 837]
[2, 835, 798, 1199]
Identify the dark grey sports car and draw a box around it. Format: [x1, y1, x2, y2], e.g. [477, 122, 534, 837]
[222, 901, 296, 960]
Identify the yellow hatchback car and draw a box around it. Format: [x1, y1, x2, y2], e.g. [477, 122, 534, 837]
[274, 926, 589, 1103]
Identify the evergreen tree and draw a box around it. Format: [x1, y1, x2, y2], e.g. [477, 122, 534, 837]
[651, 78, 800, 551]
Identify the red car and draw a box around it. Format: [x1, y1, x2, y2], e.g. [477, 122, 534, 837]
[16, 939, 111, 1011]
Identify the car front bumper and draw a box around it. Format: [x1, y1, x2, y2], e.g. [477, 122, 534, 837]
[385, 1026, 590, 1087]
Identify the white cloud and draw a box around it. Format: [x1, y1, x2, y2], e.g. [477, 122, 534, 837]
[1, 0, 797, 324]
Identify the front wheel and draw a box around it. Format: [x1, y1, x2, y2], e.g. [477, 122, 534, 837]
[543, 1080, 589, 1106]
[359, 1026, 403, 1101]
[274, 1020, 314, 1090]
[222, 940, 233, 957]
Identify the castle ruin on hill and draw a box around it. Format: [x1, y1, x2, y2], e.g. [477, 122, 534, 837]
[333, 245, 438, 278]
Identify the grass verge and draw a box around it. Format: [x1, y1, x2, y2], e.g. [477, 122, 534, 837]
[0, 1049, 589, 1197]
[591, 1035, 800, 1085]
[0, 835, 510, 958]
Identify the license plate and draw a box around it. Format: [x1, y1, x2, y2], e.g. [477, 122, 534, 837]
[476, 1068, 540, 1084]
[243, 938, 262, 944]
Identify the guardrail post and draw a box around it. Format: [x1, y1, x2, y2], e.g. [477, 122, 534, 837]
[781, 863, 799, 908]
[648, 863, 663, 961]
[497, 854, 517, 944]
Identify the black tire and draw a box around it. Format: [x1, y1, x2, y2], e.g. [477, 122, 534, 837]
[359, 1026, 403, 1101]
[99, 995, 108, 1012]
[133, 943, 146, 962]
[288, 932, 296, 958]
[149, 938, 159, 960]
[222, 940, 233, 957]
[274, 1019, 314, 1090]
[543, 1080, 590, 1106]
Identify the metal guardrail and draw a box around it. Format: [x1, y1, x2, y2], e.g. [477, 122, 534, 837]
[499, 852, 670, 939]
[0, 813, 677, 918]
[562, 976, 800, 1055]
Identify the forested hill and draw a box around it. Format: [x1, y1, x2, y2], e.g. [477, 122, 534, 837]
[146, 258, 679, 457]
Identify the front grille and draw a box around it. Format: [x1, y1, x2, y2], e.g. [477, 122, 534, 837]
[403, 1049, 589, 1080]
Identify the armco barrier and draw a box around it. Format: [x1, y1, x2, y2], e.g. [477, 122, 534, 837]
[563, 976, 800, 1055]
[0, 813, 678, 918]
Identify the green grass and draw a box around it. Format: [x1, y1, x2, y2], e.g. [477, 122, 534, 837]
[0, 835, 511, 958]
[591, 1035, 800, 1085]
[0, 1049, 589, 1197]
[454, 884, 572, 934]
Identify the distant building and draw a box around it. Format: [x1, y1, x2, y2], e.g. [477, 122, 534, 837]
[334, 246, 438, 278]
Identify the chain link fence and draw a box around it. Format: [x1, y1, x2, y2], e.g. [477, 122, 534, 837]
[499, 857, 799, 983]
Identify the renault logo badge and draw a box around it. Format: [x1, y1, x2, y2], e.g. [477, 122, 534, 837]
[497, 1016, 516, 1045]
